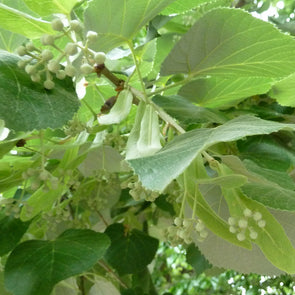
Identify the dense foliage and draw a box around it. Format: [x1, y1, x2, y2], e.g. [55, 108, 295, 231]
[1, 0, 295, 294]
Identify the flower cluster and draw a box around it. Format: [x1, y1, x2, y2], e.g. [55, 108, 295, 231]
[166, 217, 208, 245]
[16, 17, 106, 89]
[22, 167, 59, 191]
[228, 208, 266, 241]
[124, 178, 159, 202]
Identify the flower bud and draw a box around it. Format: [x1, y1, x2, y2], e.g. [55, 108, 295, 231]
[41, 34, 55, 46]
[65, 64, 77, 77]
[41, 49, 53, 61]
[44, 79, 55, 90]
[94, 52, 106, 64]
[16, 46, 27, 56]
[56, 70, 66, 80]
[70, 20, 83, 32]
[65, 43, 78, 56]
[86, 31, 98, 43]
[51, 18, 64, 31]
[80, 63, 94, 74]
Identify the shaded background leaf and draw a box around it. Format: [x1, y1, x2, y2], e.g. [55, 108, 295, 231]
[4, 229, 110, 295]
[104, 223, 159, 275]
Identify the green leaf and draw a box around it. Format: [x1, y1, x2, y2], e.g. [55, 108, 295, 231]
[237, 135, 293, 171]
[269, 73, 295, 107]
[243, 159, 295, 190]
[89, 276, 120, 295]
[84, 0, 175, 52]
[4, 229, 110, 295]
[161, 0, 209, 15]
[20, 184, 67, 221]
[23, 0, 79, 16]
[242, 182, 295, 211]
[97, 90, 133, 125]
[0, 3, 53, 38]
[178, 77, 273, 108]
[186, 244, 212, 274]
[0, 51, 80, 132]
[0, 28, 26, 52]
[0, 213, 30, 256]
[129, 115, 295, 191]
[79, 146, 126, 176]
[152, 95, 227, 125]
[104, 223, 159, 275]
[161, 8, 295, 78]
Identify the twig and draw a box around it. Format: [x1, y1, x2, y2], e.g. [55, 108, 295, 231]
[98, 260, 128, 289]
[79, 276, 86, 295]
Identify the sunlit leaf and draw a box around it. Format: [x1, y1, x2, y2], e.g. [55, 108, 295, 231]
[23, 0, 79, 16]
[84, 0, 175, 52]
[178, 77, 273, 108]
[0, 3, 53, 38]
[161, 8, 295, 78]
[269, 73, 295, 107]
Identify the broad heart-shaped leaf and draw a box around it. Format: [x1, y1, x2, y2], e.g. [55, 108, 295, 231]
[0, 51, 80, 132]
[128, 115, 295, 191]
[152, 95, 227, 125]
[161, 0, 209, 15]
[178, 77, 273, 108]
[269, 73, 295, 107]
[4, 229, 110, 295]
[84, 0, 175, 52]
[23, 0, 79, 16]
[0, 3, 53, 39]
[104, 223, 159, 275]
[161, 8, 295, 78]
[0, 212, 30, 256]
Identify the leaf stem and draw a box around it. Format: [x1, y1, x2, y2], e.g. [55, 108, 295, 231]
[81, 98, 97, 120]
[147, 77, 189, 97]
[98, 260, 128, 289]
[127, 41, 148, 97]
